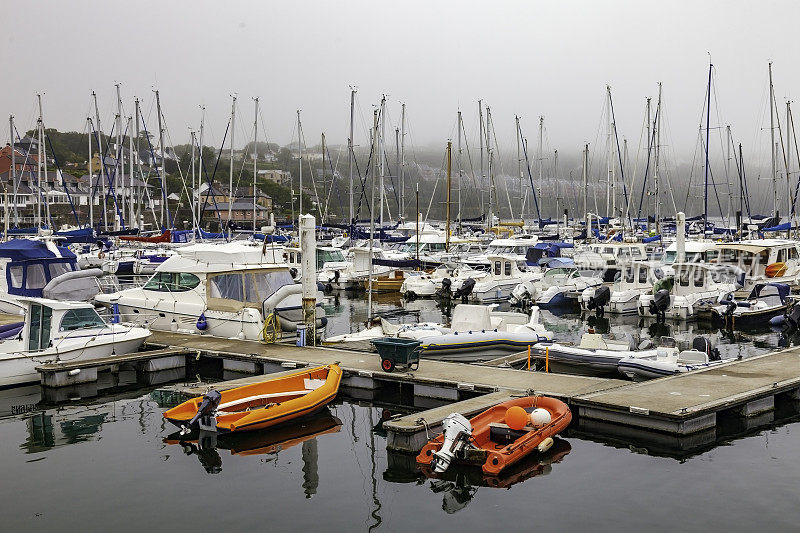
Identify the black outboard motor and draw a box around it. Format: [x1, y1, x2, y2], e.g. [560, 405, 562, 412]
[588, 285, 611, 317]
[439, 277, 452, 299]
[692, 336, 721, 361]
[649, 289, 671, 323]
[453, 277, 476, 303]
[184, 389, 222, 433]
[784, 304, 800, 332]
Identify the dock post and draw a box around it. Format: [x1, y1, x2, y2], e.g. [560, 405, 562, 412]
[676, 211, 685, 262]
[300, 213, 317, 345]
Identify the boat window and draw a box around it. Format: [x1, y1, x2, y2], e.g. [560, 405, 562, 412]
[25, 264, 47, 289]
[143, 272, 200, 292]
[209, 273, 244, 301]
[789, 248, 799, 260]
[693, 268, 705, 287]
[60, 308, 106, 331]
[639, 267, 648, 284]
[625, 267, 635, 284]
[504, 262, 511, 276]
[28, 303, 52, 352]
[663, 250, 677, 264]
[631, 248, 643, 257]
[705, 250, 719, 262]
[494, 262, 501, 275]
[429, 243, 446, 252]
[8, 265, 23, 289]
[48, 262, 72, 280]
[679, 268, 690, 286]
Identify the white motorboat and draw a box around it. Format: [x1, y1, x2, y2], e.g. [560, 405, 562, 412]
[713, 239, 800, 293]
[400, 264, 488, 299]
[452, 255, 541, 303]
[708, 282, 790, 329]
[0, 297, 150, 387]
[638, 263, 740, 321]
[317, 247, 395, 290]
[95, 242, 325, 340]
[617, 337, 729, 381]
[580, 261, 665, 315]
[536, 268, 603, 308]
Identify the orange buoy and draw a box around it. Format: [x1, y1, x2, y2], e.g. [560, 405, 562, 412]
[766, 262, 787, 278]
[505, 406, 528, 430]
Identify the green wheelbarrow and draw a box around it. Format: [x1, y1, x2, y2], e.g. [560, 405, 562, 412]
[370, 337, 422, 372]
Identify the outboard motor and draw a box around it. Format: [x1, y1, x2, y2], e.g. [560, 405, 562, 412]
[183, 389, 222, 434]
[692, 337, 721, 361]
[783, 304, 800, 332]
[453, 277, 476, 303]
[649, 289, 671, 323]
[431, 413, 473, 473]
[588, 285, 611, 316]
[437, 277, 452, 299]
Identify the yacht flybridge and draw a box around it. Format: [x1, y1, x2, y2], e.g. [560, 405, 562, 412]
[95, 243, 325, 340]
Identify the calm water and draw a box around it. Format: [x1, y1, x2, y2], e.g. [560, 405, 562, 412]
[6, 284, 791, 531]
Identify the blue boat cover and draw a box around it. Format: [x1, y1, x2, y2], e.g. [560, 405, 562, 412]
[0, 239, 75, 261]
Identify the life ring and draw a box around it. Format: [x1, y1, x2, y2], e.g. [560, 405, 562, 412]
[98, 252, 106, 259]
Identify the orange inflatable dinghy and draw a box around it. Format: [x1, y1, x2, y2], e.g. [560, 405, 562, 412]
[164, 364, 342, 433]
[416, 395, 571, 476]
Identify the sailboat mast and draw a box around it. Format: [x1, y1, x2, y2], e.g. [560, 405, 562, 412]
[348, 88, 355, 224]
[228, 95, 236, 229]
[128, 115, 134, 229]
[582, 143, 589, 220]
[394, 127, 400, 220]
[379, 95, 386, 228]
[457, 110, 463, 232]
[515, 115, 522, 220]
[10, 115, 17, 227]
[400, 103, 406, 221]
[367, 110, 378, 321]
[554, 149, 559, 231]
[486, 106, 494, 226]
[606, 86, 613, 217]
[703, 65, 712, 235]
[297, 109, 302, 215]
[36, 94, 43, 229]
[654, 83, 662, 234]
[197, 105, 204, 226]
[190, 129, 196, 232]
[155, 90, 166, 229]
[253, 97, 259, 232]
[446, 141, 452, 252]
[115, 83, 123, 230]
[135, 98, 142, 228]
[478, 100, 485, 220]
[769, 61, 777, 222]
[538, 116, 544, 219]
[92, 91, 107, 231]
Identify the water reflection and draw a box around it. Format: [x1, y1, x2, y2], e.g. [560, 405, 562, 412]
[384, 438, 572, 513]
[163, 410, 342, 476]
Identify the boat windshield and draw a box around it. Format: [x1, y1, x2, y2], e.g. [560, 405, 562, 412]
[144, 272, 201, 292]
[60, 308, 106, 331]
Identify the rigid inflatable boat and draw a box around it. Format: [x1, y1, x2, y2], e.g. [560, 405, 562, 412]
[416, 396, 571, 475]
[163, 364, 342, 433]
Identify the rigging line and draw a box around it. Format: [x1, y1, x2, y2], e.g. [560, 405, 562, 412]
[636, 104, 660, 223]
[198, 118, 230, 233]
[44, 130, 81, 226]
[607, 91, 631, 226]
[516, 119, 543, 225]
[162, 123, 198, 231]
[487, 113, 514, 218]
[138, 111, 173, 230]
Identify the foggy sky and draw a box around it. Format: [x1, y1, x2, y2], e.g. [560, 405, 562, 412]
[5, 0, 800, 167]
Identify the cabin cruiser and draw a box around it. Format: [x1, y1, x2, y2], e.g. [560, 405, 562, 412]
[96, 242, 325, 339]
[707, 282, 790, 329]
[713, 240, 800, 293]
[573, 242, 647, 282]
[0, 297, 150, 387]
[580, 261, 664, 315]
[617, 337, 728, 381]
[462, 235, 541, 269]
[0, 238, 102, 315]
[638, 263, 741, 321]
[451, 255, 542, 303]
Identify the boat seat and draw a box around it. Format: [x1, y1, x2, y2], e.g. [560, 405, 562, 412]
[217, 389, 309, 412]
[578, 333, 608, 349]
[489, 422, 533, 445]
[677, 349, 709, 364]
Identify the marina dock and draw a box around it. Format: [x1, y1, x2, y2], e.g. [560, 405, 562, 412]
[38, 330, 800, 454]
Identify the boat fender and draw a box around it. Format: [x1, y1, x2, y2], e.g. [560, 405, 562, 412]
[196, 313, 208, 331]
[537, 437, 554, 453]
[530, 408, 552, 427]
[769, 315, 786, 327]
[98, 251, 105, 259]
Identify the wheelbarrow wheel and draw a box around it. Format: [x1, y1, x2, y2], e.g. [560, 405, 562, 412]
[381, 358, 395, 372]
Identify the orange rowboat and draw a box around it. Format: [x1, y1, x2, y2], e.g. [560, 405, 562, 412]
[416, 396, 572, 476]
[163, 364, 342, 433]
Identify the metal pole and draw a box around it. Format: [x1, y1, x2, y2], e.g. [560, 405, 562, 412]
[400, 103, 406, 220]
[769, 62, 778, 222]
[348, 88, 355, 223]
[367, 110, 378, 322]
[446, 141, 452, 252]
[228, 95, 236, 229]
[298, 109, 303, 215]
[10, 115, 17, 227]
[253, 97, 259, 232]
